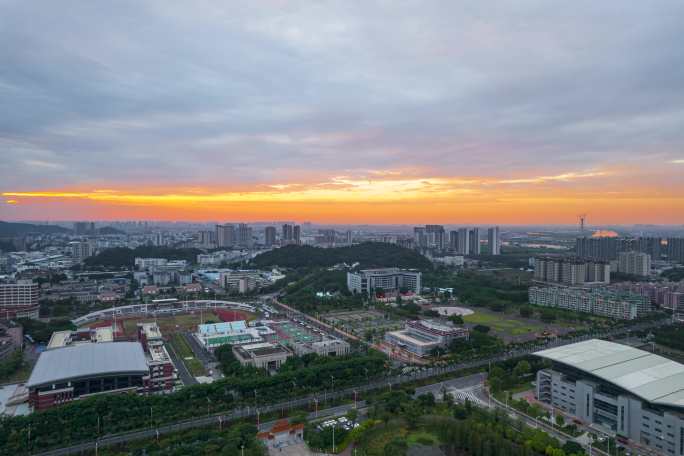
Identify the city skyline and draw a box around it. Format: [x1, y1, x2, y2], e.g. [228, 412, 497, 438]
[2, 1, 684, 223]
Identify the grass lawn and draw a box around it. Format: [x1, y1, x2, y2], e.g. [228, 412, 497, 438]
[168, 334, 206, 377]
[463, 311, 543, 335]
[406, 430, 440, 446]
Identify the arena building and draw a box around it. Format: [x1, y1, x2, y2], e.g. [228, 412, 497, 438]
[27, 342, 150, 410]
[535, 339, 684, 455]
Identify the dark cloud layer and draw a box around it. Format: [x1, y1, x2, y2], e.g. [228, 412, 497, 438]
[1, 0, 684, 191]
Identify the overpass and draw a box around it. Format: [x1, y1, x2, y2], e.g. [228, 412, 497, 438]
[72, 300, 256, 326]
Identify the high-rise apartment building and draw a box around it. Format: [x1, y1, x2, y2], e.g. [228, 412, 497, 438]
[197, 230, 216, 248]
[468, 228, 481, 255]
[425, 225, 446, 250]
[236, 223, 253, 248]
[413, 227, 426, 249]
[457, 228, 470, 255]
[487, 226, 500, 255]
[264, 226, 276, 247]
[70, 240, 96, 263]
[638, 237, 662, 259]
[618, 251, 651, 277]
[468, 228, 480, 255]
[293, 225, 301, 245]
[216, 224, 236, 248]
[668, 238, 684, 263]
[534, 257, 610, 285]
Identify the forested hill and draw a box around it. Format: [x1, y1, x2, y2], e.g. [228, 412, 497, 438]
[0, 221, 70, 236]
[251, 242, 432, 270]
[84, 246, 202, 268]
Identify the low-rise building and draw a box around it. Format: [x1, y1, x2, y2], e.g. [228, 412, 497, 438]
[232, 342, 292, 370]
[292, 338, 351, 357]
[385, 319, 469, 357]
[195, 321, 271, 350]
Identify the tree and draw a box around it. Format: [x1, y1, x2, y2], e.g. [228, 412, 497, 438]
[519, 306, 533, 318]
[384, 437, 408, 456]
[513, 360, 531, 380]
[562, 441, 584, 455]
[473, 324, 491, 333]
[346, 408, 358, 423]
[555, 414, 565, 428]
[448, 314, 464, 325]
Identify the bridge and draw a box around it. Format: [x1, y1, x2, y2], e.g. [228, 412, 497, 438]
[72, 300, 257, 326]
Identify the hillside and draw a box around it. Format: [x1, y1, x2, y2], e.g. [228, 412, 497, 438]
[84, 246, 202, 268]
[0, 221, 71, 237]
[251, 242, 432, 270]
[97, 226, 126, 235]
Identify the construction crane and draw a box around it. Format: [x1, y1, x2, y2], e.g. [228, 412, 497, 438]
[578, 214, 587, 234]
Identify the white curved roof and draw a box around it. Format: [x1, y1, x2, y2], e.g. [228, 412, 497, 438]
[535, 339, 684, 408]
[27, 342, 148, 388]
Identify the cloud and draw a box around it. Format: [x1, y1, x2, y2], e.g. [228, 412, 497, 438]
[671, 159, 684, 164]
[1, 1, 683, 222]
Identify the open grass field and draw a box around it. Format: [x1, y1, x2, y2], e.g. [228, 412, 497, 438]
[463, 311, 543, 336]
[119, 311, 222, 337]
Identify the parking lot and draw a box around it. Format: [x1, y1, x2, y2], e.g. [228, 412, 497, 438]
[322, 310, 404, 339]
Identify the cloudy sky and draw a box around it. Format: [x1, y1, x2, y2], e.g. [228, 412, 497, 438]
[1, 1, 684, 224]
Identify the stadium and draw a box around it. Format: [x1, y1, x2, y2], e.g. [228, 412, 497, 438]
[27, 342, 150, 410]
[535, 339, 684, 455]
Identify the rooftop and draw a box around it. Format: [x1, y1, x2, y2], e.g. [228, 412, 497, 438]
[27, 342, 149, 388]
[198, 320, 247, 335]
[535, 339, 684, 408]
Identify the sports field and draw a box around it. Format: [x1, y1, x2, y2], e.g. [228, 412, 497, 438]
[463, 311, 543, 336]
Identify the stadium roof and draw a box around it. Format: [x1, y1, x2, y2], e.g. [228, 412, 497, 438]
[198, 321, 246, 335]
[535, 339, 684, 408]
[27, 342, 148, 388]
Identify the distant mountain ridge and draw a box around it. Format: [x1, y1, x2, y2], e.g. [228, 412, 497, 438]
[0, 221, 71, 237]
[0, 221, 124, 237]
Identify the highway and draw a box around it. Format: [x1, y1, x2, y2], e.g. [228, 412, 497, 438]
[32, 317, 669, 456]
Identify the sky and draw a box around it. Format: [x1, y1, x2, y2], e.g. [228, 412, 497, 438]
[1, 1, 684, 225]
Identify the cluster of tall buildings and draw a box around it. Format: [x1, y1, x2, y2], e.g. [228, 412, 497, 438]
[533, 257, 611, 285]
[280, 224, 301, 246]
[413, 225, 500, 255]
[611, 281, 684, 313]
[575, 236, 684, 263]
[216, 223, 254, 248]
